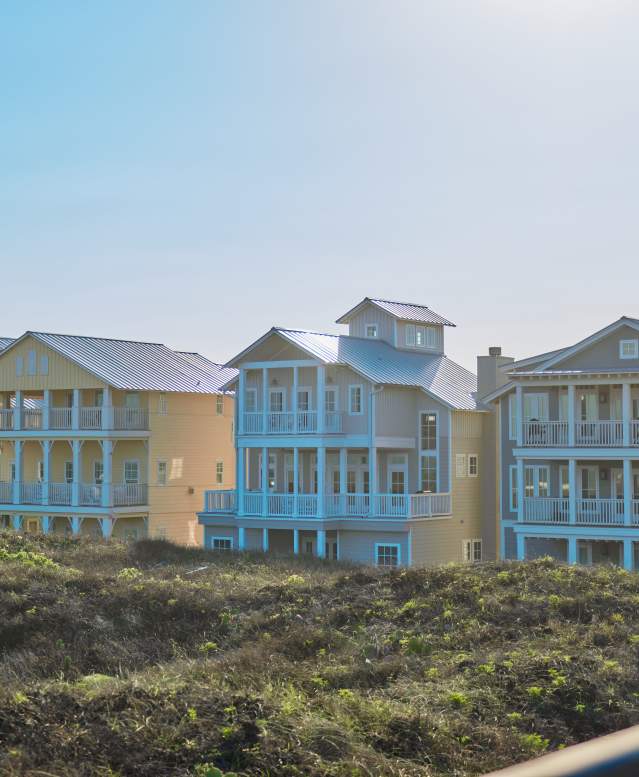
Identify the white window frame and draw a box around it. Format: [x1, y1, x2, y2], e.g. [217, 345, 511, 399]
[365, 323, 378, 338]
[93, 460, 103, 485]
[387, 453, 408, 494]
[324, 386, 338, 414]
[157, 460, 167, 486]
[418, 411, 439, 492]
[405, 324, 416, 347]
[10, 462, 15, 482]
[508, 394, 516, 441]
[620, 339, 639, 360]
[259, 451, 278, 491]
[456, 453, 466, 478]
[158, 392, 168, 415]
[245, 387, 258, 413]
[467, 454, 479, 478]
[123, 459, 140, 485]
[523, 392, 549, 422]
[216, 459, 224, 485]
[211, 536, 233, 551]
[216, 394, 224, 415]
[268, 387, 286, 413]
[297, 386, 312, 412]
[375, 542, 401, 567]
[509, 465, 518, 511]
[64, 460, 73, 484]
[36, 460, 44, 482]
[462, 538, 482, 563]
[125, 392, 141, 409]
[348, 385, 364, 415]
[524, 464, 550, 498]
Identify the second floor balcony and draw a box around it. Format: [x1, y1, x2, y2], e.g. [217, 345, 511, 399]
[0, 406, 149, 433]
[521, 420, 639, 448]
[243, 410, 343, 435]
[0, 481, 149, 508]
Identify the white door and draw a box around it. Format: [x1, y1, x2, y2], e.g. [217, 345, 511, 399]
[579, 466, 598, 499]
[523, 394, 549, 421]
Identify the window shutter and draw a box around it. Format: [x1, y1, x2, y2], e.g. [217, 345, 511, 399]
[27, 350, 36, 376]
[405, 325, 416, 346]
[16, 356, 23, 376]
[456, 454, 466, 478]
[40, 355, 49, 375]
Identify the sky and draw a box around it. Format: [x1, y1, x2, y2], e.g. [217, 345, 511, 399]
[2, 0, 639, 372]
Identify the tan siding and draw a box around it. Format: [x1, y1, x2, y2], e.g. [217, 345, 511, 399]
[347, 304, 395, 343]
[339, 529, 409, 565]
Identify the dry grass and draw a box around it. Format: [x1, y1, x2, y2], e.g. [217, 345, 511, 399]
[2, 532, 639, 776]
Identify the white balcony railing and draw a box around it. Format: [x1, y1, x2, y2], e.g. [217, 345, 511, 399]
[244, 492, 263, 515]
[20, 481, 42, 504]
[520, 420, 639, 447]
[0, 405, 148, 432]
[241, 411, 345, 435]
[0, 410, 13, 430]
[632, 421, 639, 446]
[113, 483, 148, 506]
[112, 407, 149, 431]
[523, 497, 570, 523]
[522, 421, 568, 447]
[575, 421, 624, 447]
[49, 407, 72, 430]
[204, 490, 236, 513]
[576, 498, 625, 525]
[0, 481, 145, 507]
[266, 412, 295, 434]
[79, 407, 102, 430]
[0, 481, 12, 503]
[633, 500, 639, 525]
[22, 409, 43, 430]
[80, 483, 102, 506]
[49, 482, 72, 505]
[296, 411, 317, 433]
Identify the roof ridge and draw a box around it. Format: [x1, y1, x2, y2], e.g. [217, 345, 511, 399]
[30, 331, 165, 346]
[370, 297, 433, 310]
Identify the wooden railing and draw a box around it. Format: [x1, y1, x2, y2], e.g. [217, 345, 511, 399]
[80, 483, 102, 506]
[113, 483, 148, 506]
[49, 408, 72, 429]
[575, 420, 624, 447]
[22, 409, 43, 430]
[523, 497, 570, 523]
[204, 489, 236, 512]
[576, 498, 625, 525]
[79, 406, 102, 430]
[0, 410, 13, 430]
[522, 421, 568, 447]
[241, 411, 345, 434]
[112, 407, 149, 431]
[49, 482, 72, 505]
[0, 481, 12, 503]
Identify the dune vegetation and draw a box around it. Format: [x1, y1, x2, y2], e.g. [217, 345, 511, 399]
[1, 532, 639, 776]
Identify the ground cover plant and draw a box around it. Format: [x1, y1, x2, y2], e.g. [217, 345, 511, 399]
[1, 532, 639, 776]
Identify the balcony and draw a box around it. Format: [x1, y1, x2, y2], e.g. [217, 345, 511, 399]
[0, 406, 150, 433]
[522, 420, 635, 448]
[203, 489, 451, 519]
[0, 482, 148, 508]
[242, 411, 343, 435]
[522, 496, 630, 526]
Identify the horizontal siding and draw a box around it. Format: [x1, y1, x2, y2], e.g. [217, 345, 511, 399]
[338, 529, 408, 566]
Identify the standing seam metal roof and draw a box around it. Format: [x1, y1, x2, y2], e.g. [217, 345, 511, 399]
[336, 297, 456, 327]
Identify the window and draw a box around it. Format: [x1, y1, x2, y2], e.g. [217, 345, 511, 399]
[95, 389, 104, 407]
[349, 385, 363, 415]
[10, 462, 15, 482]
[468, 454, 478, 477]
[365, 324, 378, 338]
[27, 350, 36, 376]
[508, 394, 516, 440]
[93, 461, 103, 485]
[509, 465, 518, 511]
[125, 392, 140, 408]
[560, 466, 569, 498]
[245, 388, 257, 413]
[297, 388, 311, 412]
[158, 392, 168, 415]
[456, 453, 466, 478]
[40, 355, 49, 375]
[216, 460, 224, 485]
[405, 325, 416, 346]
[64, 461, 73, 484]
[525, 465, 549, 497]
[579, 392, 598, 422]
[269, 389, 285, 413]
[216, 395, 224, 415]
[580, 467, 597, 499]
[259, 452, 277, 491]
[523, 393, 549, 421]
[124, 460, 140, 484]
[155, 526, 168, 540]
[558, 391, 568, 422]
[16, 356, 23, 377]
[620, 339, 639, 359]
[325, 387, 337, 413]
[463, 539, 482, 563]
[36, 461, 44, 482]
[304, 540, 313, 555]
[157, 460, 167, 486]
[420, 413, 437, 450]
[211, 537, 233, 551]
[376, 543, 400, 567]
[420, 456, 437, 492]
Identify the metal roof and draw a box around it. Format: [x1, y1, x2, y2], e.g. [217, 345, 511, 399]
[336, 297, 456, 327]
[0, 337, 15, 352]
[274, 328, 478, 410]
[2, 332, 236, 394]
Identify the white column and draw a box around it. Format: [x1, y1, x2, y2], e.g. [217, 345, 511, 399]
[293, 447, 299, 516]
[14, 390, 22, 431]
[317, 365, 326, 433]
[43, 390, 51, 430]
[624, 458, 633, 526]
[317, 446, 326, 517]
[237, 445, 245, 516]
[101, 386, 112, 431]
[238, 369, 246, 435]
[12, 515, 22, 532]
[568, 458, 577, 524]
[317, 528, 326, 558]
[262, 367, 268, 434]
[516, 533, 525, 560]
[292, 366, 299, 432]
[516, 458, 524, 522]
[293, 528, 299, 554]
[568, 384, 576, 446]
[515, 384, 523, 446]
[42, 440, 51, 505]
[102, 440, 113, 508]
[238, 526, 245, 550]
[623, 538, 634, 571]
[70, 516, 81, 536]
[262, 527, 269, 552]
[369, 445, 377, 515]
[339, 447, 347, 515]
[13, 440, 22, 504]
[72, 389, 80, 430]
[41, 515, 51, 534]
[261, 446, 268, 517]
[72, 439, 81, 506]
[623, 383, 632, 447]
[100, 516, 113, 539]
[567, 535, 577, 564]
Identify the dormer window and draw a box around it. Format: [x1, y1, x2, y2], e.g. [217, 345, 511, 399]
[365, 324, 378, 338]
[620, 339, 639, 359]
[406, 324, 438, 349]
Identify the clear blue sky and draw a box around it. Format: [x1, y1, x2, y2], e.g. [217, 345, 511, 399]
[2, 1, 638, 372]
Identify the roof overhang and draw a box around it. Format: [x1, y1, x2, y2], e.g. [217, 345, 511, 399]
[537, 317, 639, 371]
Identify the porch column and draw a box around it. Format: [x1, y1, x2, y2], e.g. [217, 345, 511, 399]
[515, 384, 523, 446]
[41, 515, 51, 534]
[261, 446, 268, 517]
[238, 526, 245, 550]
[262, 367, 268, 434]
[238, 369, 245, 435]
[72, 389, 80, 430]
[516, 458, 524, 522]
[237, 446, 245, 516]
[43, 390, 51, 430]
[70, 516, 82, 536]
[317, 365, 326, 434]
[293, 528, 299, 554]
[369, 445, 377, 516]
[100, 516, 113, 540]
[292, 366, 299, 433]
[568, 458, 577, 524]
[623, 458, 633, 526]
[623, 538, 634, 571]
[12, 515, 22, 532]
[14, 390, 22, 431]
[623, 383, 632, 447]
[262, 527, 269, 552]
[13, 440, 23, 505]
[317, 446, 326, 518]
[101, 386, 112, 431]
[317, 528, 326, 558]
[567, 535, 577, 564]
[293, 447, 299, 516]
[339, 447, 347, 515]
[567, 385, 576, 446]
[42, 440, 51, 506]
[101, 440, 113, 508]
[71, 439, 81, 506]
[516, 533, 525, 560]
